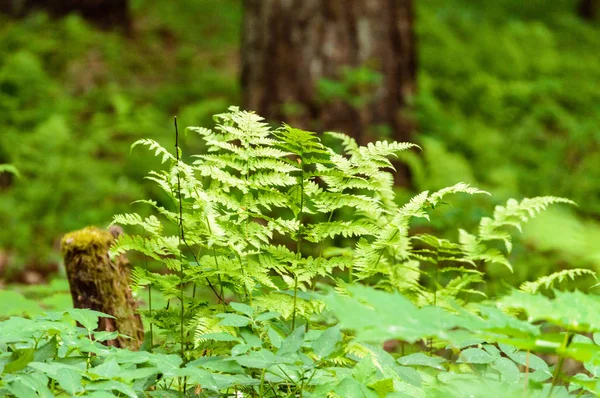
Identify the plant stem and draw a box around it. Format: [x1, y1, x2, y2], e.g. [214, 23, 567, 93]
[174, 116, 185, 368]
[260, 369, 266, 397]
[548, 331, 571, 397]
[291, 154, 305, 331]
[143, 243, 154, 351]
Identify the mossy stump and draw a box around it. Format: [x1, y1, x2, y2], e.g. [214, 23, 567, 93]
[61, 226, 143, 349]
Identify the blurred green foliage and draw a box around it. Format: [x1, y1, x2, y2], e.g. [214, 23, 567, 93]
[0, 1, 241, 269]
[416, 0, 600, 213]
[407, 0, 600, 285]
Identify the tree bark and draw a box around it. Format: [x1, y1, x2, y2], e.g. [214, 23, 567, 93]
[579, 0, 599, 20]
[0, 0, 131, 31]
[241, 0, 416, 145]
[61, 226, 143, 349]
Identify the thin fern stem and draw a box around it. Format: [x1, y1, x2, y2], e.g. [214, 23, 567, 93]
[291, 153, 305, 331]
[428, 257, 439, 355]
[170, 120, 224, 305]
[174, 116, 186, 370]
[148, 284, 153, 351]
[141, 232, 154, 351]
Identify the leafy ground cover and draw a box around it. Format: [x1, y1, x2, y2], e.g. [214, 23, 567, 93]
[0, 0, 242, 270]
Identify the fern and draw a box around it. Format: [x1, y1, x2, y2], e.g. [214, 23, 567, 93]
[479, 196, 576, 253]
[0, 164, 19, 177]
[130, 138, 175, 164]
[520, 268, 597, 293]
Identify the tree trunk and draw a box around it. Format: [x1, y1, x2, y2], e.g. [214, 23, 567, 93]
[241, 0, 416, 145]
[0, 0, 131, 31]
[579, 0, 599, 20]
[61, 226, 143, 349]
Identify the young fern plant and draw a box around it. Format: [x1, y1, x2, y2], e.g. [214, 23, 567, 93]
[110, 107, 429, 352]
[110, 107, 576, 362]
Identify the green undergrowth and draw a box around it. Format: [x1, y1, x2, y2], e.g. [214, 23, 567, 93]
[412, 0, 600, 280]
[2, 108, 598, 396]
[0, 1, 242, 269]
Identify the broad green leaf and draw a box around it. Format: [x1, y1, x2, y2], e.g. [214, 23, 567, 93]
[85, 392, 122, 398]
[367, 378, 394, 396]
[234, 349, 288, 368]
[67, 309, 112, 331]
[230, 302, 254, 317]
[55, 369, 84, 395]
[397, 353, 446, 370]
[312, 325, 341, 359]
[268, 326, 283, 349]
[231, 344, 251, 356]
[255, 311, 281, 322]
[119, 367, 161, 380]
[6, 381, 37, 398]
[28, 362, 83, 395]
[4, 349, 34, 374]
[277, 326, 305, 357]
[34, 337, 58, 362]
[86, 380, 137, 398]
[493, 357, 520, 384]
[333, 377, 378, 398]
[90, 359, 121, 379]
[177, 367, 220, 391]
[216, 313, 251, 327]
[500, 290, 600, 333]
[6, 373, 52, 398]
[457, 348, 495, 364]
[499, 343, 551, 373]
[322, 285, 461, 343]
[241, 330, 262, 347]
[93, 331, 119, 342]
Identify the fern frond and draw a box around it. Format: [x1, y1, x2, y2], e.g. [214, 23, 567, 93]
[479, 196, 576, 252]
[325, 131, 359, 155]
[355, 140, 420, 169]
[304, 220, 379, 243]
[131, 139, 174, 164]
[112, 214, 163, 235]
[458, 229, 512, 271]
[0, 164, 20, 177]
[520, 269, 597, 294]
[428, 182, 490, 208]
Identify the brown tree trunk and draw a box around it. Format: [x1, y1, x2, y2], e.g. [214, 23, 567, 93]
[241, 0, 416, 145]
[0, 0, 131, 31]
[579, 0, 599, 20]
[61, 226, 143, 349]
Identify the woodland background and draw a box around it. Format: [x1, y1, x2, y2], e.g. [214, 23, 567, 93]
[1, 0, 600, 314]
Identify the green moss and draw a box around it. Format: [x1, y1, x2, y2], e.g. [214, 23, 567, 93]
[61, 227, 113, 257]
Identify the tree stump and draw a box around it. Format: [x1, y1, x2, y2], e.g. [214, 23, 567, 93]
[61, 226, 143, 349]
